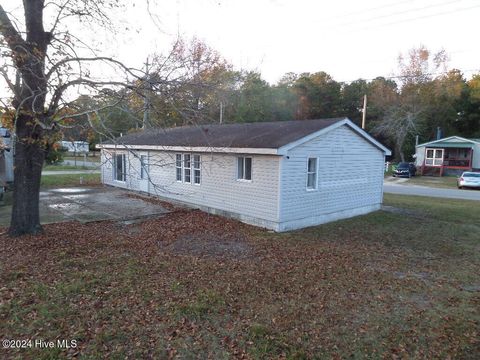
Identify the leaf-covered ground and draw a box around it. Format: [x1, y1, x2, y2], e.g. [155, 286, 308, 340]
[0, 194, 479, 359]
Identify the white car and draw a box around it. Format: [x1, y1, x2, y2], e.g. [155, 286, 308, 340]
[457, 172, 480, 189]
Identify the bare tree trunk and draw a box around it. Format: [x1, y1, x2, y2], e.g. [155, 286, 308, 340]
[395, 140, 406, 162]
[396, 129, 407, 163]
[1, 0, 49, 235]
[9, 114, 45, 236]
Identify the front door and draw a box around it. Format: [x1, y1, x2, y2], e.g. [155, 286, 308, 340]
[138, 154, 149, 193]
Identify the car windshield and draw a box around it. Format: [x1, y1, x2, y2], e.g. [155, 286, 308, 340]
[397, 163, 409, 168]
[463, 172, 480, 178]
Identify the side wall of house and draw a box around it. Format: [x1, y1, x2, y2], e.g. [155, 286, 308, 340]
[415, 146, 425, 167]
[101, 149, 141, 191]
[278, 124, 385, 231]
[473, 144, 480, 170]
[0, 136, 14, 182]
[101, 149, 281, 229]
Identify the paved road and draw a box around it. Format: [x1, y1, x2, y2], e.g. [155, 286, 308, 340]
[63, 159, 100, 168]
[42, 170, 100, 176]
[384, 183, 480, 201]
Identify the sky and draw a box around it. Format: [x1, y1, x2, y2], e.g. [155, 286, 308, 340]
[1, 0, 479, 88]
[107, 0, 480, 84]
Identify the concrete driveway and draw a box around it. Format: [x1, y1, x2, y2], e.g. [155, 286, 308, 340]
[0, 186, 171, 227]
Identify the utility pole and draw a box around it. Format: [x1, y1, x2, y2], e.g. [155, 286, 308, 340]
[142, 57, 151, 129]
[361, 94, 367, 130]
[219, 102, 223, 124]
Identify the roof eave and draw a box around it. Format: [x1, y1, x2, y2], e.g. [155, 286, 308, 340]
[416, 136, 479, 147]
[96, 144, 280, 155]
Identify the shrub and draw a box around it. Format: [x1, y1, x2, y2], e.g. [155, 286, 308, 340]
[45, 144, 68, 165]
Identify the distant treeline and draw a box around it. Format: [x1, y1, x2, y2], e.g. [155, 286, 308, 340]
[64, 41, 480, 161]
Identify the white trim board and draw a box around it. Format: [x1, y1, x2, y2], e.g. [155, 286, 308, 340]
[97, 144, 279, 155]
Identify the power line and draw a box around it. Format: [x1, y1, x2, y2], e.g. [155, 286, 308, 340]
[368, 3, 480, 28]
[337, 0, 462, 28]
[314, 0, 480, 34]
[327, 0, 416, 20]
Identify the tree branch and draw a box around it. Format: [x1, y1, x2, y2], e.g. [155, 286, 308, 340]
[47, 78, 136, 115]
[0, 5, 26, 52]
[46, 56, 144, 80]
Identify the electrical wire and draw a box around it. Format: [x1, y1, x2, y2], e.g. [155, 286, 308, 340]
[325, 0, 416, 20]
[337, 0, 462, 28]
[366, 3, 480, 28]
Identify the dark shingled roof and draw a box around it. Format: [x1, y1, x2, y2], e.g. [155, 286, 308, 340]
[105, 118, 347, 149]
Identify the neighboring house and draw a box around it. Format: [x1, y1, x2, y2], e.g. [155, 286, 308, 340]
[98, 118, 391, 232]
[60, 140, 89, 154]
[0, 127, 14, 186]
[415, 136, 480, 176]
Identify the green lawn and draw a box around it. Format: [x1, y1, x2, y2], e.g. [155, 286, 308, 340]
[405, 175, 459, 189]
[1, 194, 479, 359]
[386, 162, 459, 189]
[40, 173, 101, 187]
[64, 155, 100, 162]
[43, 164, 94, 171]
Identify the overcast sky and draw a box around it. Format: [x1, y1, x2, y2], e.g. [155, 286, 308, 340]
[2, 0, 479, 87]
[103, 0, 480, 84]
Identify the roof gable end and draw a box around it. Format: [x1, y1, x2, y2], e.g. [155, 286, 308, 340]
[417, 136, 480, 147]
[278, 118, 391, 155]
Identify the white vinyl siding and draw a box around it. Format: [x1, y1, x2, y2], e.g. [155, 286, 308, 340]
[101, 123, 387, 231]
[278, 124, 385, 231]
[111, 152, 280, 226]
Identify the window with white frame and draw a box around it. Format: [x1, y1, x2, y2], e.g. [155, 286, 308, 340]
[306, 157, 317, 190]
[184, 154, 191, 183]
[140, 155, 148, 180]
[114, 153, 126, 182]
[193, 155, 201, 185]
[237, 156, 252, 180]
[176, 154, 182, 181]
[425, 148, 443, 166]
[176, 153, 201, 184]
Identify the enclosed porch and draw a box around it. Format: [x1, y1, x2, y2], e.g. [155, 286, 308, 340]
[421, 144, 473, 176]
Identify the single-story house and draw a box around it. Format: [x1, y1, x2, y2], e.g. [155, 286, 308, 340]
[0, 127, 14, 186]
[415, 136, 480, 176]
[98, 118, 391, 232]
[60, 140, 89, 154]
